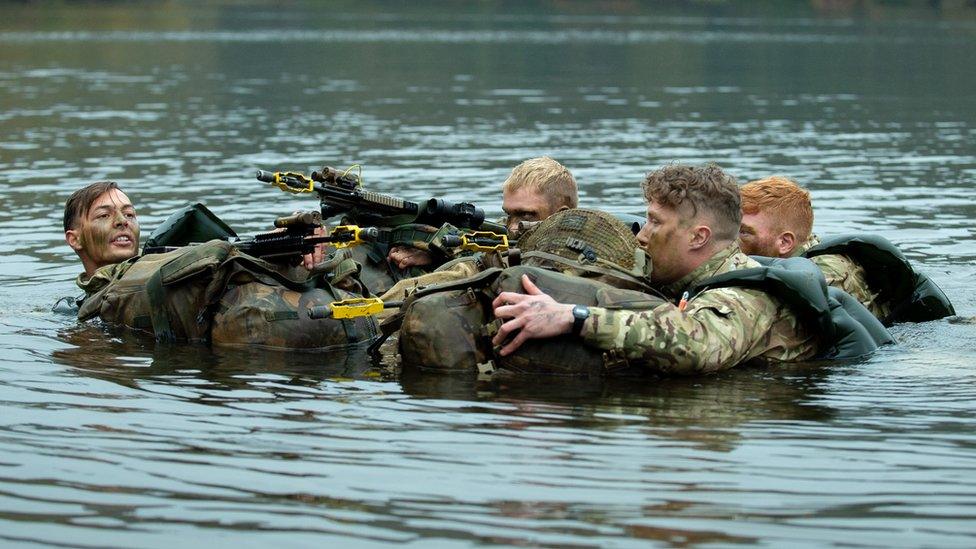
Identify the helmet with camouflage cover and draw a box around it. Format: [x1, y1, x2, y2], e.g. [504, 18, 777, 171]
[516, 208, 652, 291]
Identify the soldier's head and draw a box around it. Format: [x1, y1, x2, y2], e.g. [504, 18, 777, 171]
[64, 181, 140, 277]
[637, 163, 741, 284]
[501, 156, 578, 237]
[738, 176, 813, 258]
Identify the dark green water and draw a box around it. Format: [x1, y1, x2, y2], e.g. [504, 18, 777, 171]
[1, 1, 976, 546]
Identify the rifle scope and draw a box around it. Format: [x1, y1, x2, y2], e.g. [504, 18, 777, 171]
[311, 166, 360, 190]
[423, 198, 485, 229]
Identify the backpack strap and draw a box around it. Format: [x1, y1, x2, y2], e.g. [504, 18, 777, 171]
[520, 250, 654, 292]
[370, 267, 505, 354]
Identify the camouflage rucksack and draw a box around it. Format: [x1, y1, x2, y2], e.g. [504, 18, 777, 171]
[396, 209, 665, 376]
[78, 240, 378, 350]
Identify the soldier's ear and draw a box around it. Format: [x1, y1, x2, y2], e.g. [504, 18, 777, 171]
[777, 231, 796, 256]
[689, 224, 711, 250]
[65, 230, 83, 252]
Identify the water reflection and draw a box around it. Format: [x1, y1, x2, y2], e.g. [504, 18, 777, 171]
[52, 323, 385, 396]
[1, 0, 976, 546]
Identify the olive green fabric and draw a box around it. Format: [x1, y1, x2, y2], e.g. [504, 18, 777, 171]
[397, 265, 667, 377]
[78, 240, 235, 341]
[342, 221, 464, 295]
[516, 208, 653, 291]
[488, 266, 666, 377]
[143, 202, 237, 251]
[704, 256, 894, 360]
[211, 281, 376, 351]
[396, 268, 503, 372]
[396, 209, 657, 376]
[77, 240, 378, 349]
[398, 285, 496, 372]
[802, 234, 955, 325]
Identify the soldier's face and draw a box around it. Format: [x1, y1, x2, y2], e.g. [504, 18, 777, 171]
[739, 212, 784, 257]
[637, 200, 690, 284]
[65, 189, 140, 273]
[502, 187, 556, 237]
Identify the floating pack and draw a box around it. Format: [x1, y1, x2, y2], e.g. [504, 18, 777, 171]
[78, 240, 378, 350]
[397, 265, 667, 376]
[802, 234, 955, 325]
[142, 202, 237, 251]
[396, 209, 662, 376]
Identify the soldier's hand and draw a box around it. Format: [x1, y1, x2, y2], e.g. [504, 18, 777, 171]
[302, 225, 328, 270]
[388, 246, 433, 270]
[491, 274, 574, 356]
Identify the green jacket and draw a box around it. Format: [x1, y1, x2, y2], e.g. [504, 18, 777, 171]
[582, 243, 892, 376]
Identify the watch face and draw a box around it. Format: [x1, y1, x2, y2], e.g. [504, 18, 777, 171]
[573, 305, 589, 319]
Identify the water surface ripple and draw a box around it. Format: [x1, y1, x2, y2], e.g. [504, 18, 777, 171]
[1, 2, 975, 547]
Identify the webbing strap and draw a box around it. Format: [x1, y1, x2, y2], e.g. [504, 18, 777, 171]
[146, 268, 176, 342]
[520, 251, 653, 292]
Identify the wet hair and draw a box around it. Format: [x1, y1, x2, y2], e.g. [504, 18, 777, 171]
[63, 181, 121, 232]
[740, 176, 813, 242]
[502, 156, 578, 210]
[642, 163, 741, 241]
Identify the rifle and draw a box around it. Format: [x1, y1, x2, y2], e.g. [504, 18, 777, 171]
[232, 210, 378, 261]
[143, 210, 378, 262]
[255, 167, 506, 234]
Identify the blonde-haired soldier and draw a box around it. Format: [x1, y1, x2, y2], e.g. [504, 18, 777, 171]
[380, 157, 579, 303]
[387, 156, 578, 270]
[501, 156, 578, 236]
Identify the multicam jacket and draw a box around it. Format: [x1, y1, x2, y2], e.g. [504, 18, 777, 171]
[580, 242, 819, 376]
[794, 234, 890, 320]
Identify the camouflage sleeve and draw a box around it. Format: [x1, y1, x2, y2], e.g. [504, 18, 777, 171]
[809, 253, 888, 319]
[581, 287, 811, 375]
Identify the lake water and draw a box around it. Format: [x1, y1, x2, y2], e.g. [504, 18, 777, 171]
[1, 1, 976, 546]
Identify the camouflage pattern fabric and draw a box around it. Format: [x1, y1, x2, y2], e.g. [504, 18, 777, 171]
[583, 242, 820, 376]
[378, 251, 508, 304]
[340, 222, 468, 295]
[518, 208, 650, 275]
[77, 242, 235, 341]
[211, 281, 376, 350]
[398, 285, 494, 372]
[792, 233, 821, 257]
[76, 260, 136, 298]
[793, 234, 890, 321]
[808, 252, 890, 321]
[490, 266, 664, 377]
[76, 241, 378, 349]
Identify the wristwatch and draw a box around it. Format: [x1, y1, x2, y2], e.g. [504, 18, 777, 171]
[571, 304, 590, 336]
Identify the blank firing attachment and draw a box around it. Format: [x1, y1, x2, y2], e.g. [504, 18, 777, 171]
[307, 297, 402, 320]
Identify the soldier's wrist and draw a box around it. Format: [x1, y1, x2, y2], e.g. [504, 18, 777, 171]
[571, 304, 590, 336]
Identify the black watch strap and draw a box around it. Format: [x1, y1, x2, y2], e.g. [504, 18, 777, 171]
[571, 304, 590, 336]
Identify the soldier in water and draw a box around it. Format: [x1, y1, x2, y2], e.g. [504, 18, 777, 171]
[738, 176, 953, 325]
[490, 164, 891, 375]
